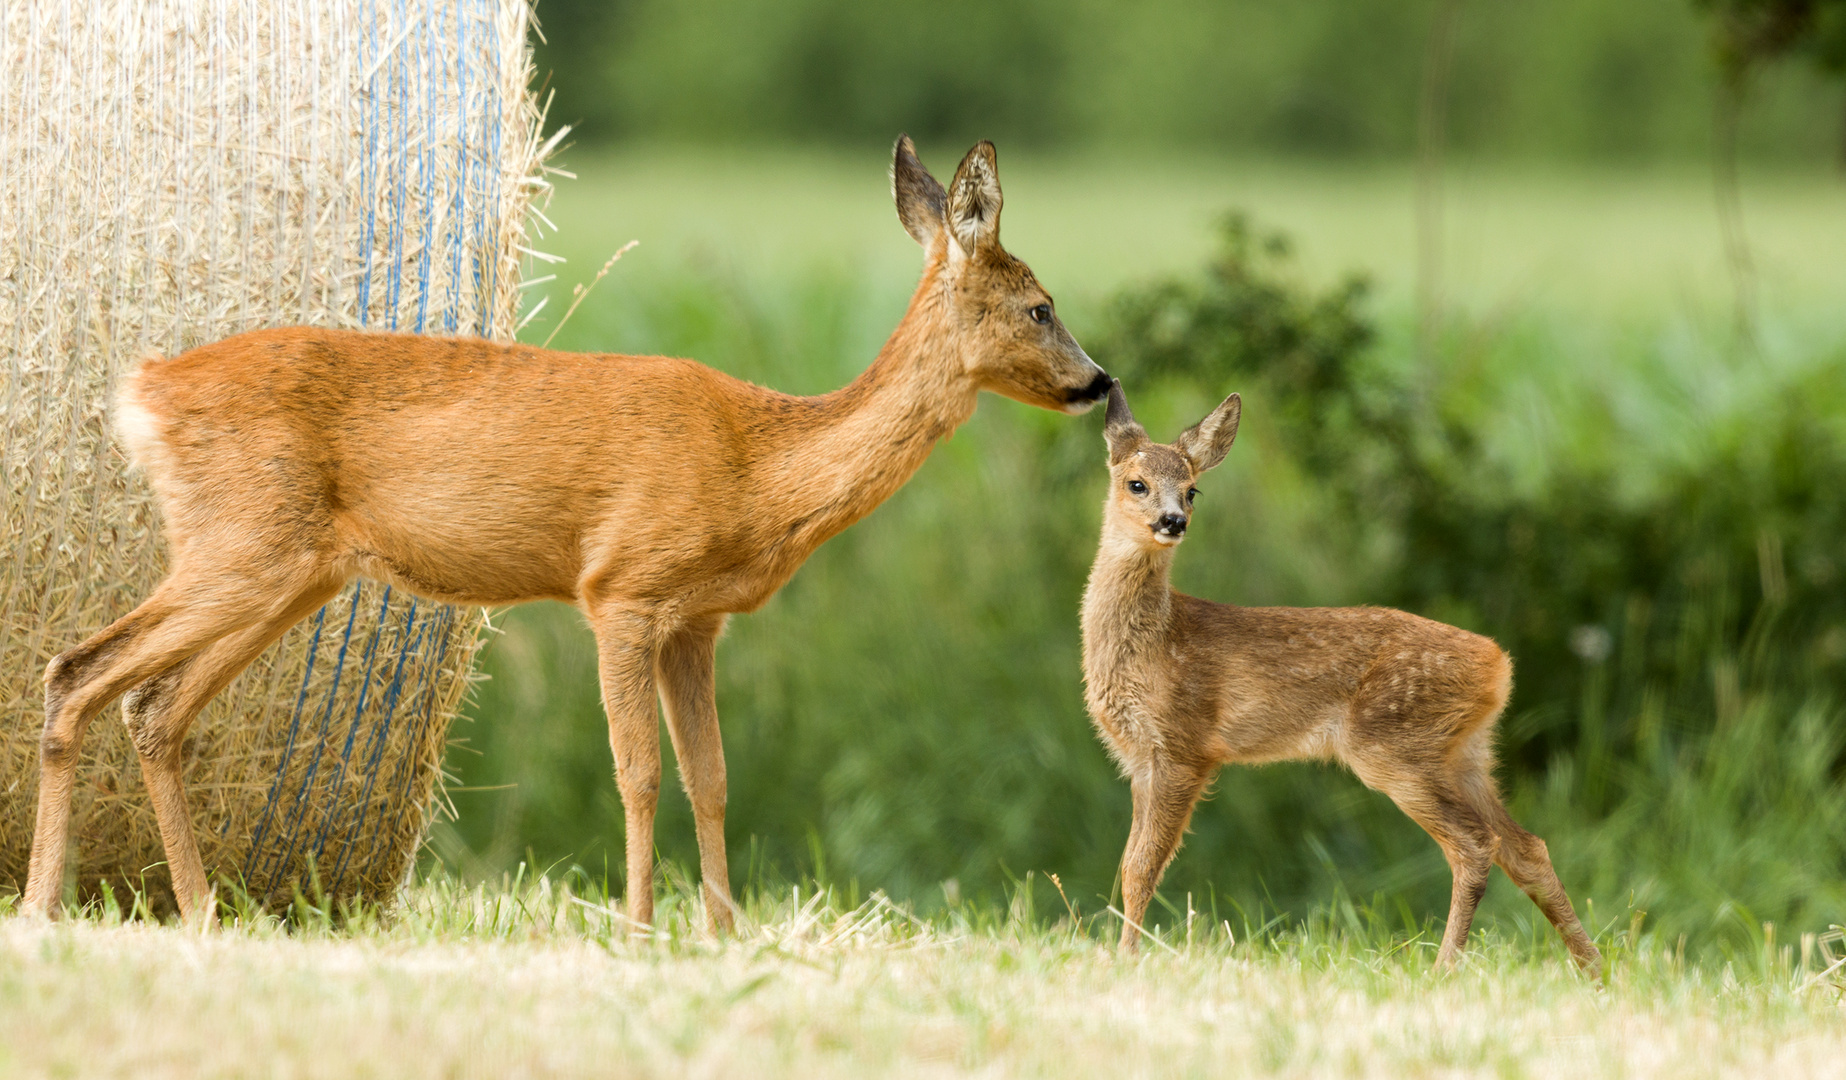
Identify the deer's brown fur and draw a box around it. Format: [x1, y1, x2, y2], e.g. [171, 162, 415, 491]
[24, 138, 1111, 927]
[1081, 382, 1601, 975]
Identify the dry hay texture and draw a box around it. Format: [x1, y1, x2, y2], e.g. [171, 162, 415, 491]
[0, 0, 554, 911]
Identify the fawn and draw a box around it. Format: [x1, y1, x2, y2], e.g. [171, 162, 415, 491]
[24, 137, 1111, 927]
[1080, 382, 1601, 974]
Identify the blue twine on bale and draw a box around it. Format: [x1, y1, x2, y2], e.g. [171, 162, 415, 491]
[328, 601, 424, 892]
[244, 605, 329, 860]
[243, 0, 505, 899]
[254, 582, 362, 887]
[303, 586, 395, 870]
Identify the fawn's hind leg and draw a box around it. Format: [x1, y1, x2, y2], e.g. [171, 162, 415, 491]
[1447, 724, 1603, 977]
[1476, 801, 1602, 975]
[1353, 760, 1498, 971]
[1405, 787, 1498, 971]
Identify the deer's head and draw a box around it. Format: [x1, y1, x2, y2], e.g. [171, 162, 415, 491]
[1100, 380, 1241, 548]
[892, 136, 1111, 414]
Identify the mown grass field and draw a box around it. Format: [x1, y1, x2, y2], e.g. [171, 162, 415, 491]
[4, 878, 1845, 1079]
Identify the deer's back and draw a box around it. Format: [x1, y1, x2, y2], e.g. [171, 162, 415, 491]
[118, 327, 809, 606]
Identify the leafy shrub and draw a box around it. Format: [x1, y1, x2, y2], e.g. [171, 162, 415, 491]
[1091, 212, 1846, 941]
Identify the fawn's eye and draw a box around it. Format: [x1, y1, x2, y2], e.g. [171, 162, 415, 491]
[1187, 488, 1199, 502]
[1127, 480, 1148, 495]
[1030, 304, 1052, 324]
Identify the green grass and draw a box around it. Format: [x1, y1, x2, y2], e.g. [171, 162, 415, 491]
[530, 146, 1846, 319]
[3, 876, 1844, 1078]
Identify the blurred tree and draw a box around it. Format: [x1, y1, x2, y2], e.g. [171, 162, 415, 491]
[528, 0, 1841, 161]
[1690, 0, 1846, 332]
[1699, 0, 1846, 81]
[532, 0, 631, 138]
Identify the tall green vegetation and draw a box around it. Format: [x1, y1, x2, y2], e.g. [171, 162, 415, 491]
[439, 201, 1846, 954]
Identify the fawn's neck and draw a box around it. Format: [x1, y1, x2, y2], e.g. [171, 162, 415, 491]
[1081, 524, 1178, 678]
[764, 262, 978, 549]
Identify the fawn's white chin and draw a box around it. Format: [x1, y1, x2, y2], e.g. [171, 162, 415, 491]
[1151, 531, 1184, 546]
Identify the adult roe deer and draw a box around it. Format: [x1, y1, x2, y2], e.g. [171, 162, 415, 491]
[1081, 382, 1602, 975]
[23, 137, 1111, 928]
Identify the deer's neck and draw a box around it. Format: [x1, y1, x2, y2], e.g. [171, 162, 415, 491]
[764, 269, 977, 552]
[1081, 526, 1178, 681]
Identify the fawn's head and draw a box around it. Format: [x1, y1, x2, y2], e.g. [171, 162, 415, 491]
[892, 136, 1111, 413]
[1100, 380, 1241, 548]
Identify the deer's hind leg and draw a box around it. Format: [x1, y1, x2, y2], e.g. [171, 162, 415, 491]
[26, 558, 336, 917]
[1393, 780, 1498, 971]
[121, 578, 344, 921]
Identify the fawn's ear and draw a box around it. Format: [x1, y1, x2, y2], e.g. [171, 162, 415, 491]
[892, 134, 947, 247]
[1176, 392, 1242, 472]
[946, 140, 1002, 255]
[1104, 380, 1148, 465]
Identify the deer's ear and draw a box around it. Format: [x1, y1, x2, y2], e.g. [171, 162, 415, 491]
[1104, 380, 1148, 465]
[1176, 392, 1241, 472]
[891, 134, 947, 247]
[946, 140, 1002, 255]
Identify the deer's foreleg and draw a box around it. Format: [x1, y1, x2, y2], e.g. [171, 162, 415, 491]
[657, 614, 735, 935]
[591, 606, 662, 933]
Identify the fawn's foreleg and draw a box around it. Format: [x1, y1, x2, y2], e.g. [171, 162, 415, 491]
[1118, 760, 1212, 951]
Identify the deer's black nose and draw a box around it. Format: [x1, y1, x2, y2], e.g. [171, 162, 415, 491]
[1155, 513, 1188, 536]
[1068, 370, 1113, 404]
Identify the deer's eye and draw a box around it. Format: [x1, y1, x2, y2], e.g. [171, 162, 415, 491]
[1187, 488, 1199, 502]
[1030, 304, 1052, 324]
[1127, 480, 1148, 495]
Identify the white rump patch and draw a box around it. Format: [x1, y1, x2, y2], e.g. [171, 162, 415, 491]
[112, 372, 164, 473]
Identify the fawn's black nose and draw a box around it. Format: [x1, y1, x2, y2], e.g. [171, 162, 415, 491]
[1155, 513, 1188, 536]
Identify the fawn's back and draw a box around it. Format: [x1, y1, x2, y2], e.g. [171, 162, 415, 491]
[1144, 598, 1511, 769]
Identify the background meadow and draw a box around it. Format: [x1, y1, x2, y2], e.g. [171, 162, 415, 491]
[428, 0, 1846, 959]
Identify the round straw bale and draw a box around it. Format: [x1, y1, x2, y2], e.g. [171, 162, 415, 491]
[0, 0, 554, 912]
